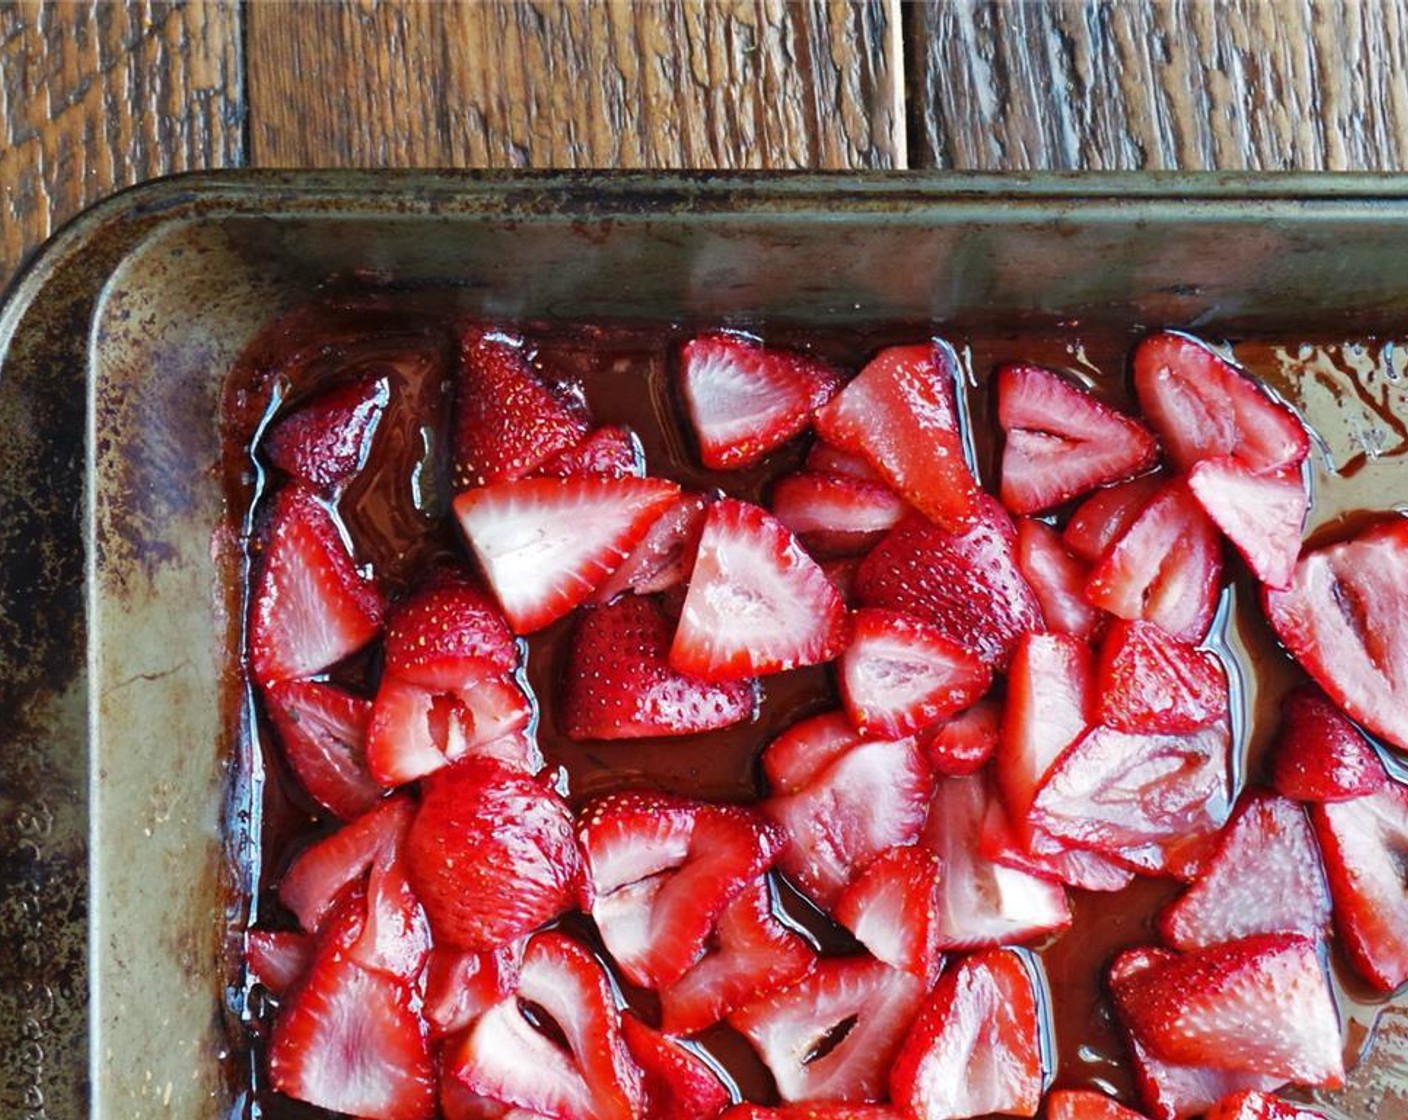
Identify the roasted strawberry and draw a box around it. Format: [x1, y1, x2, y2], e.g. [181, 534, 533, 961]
[1046, 1089, 1150, 1120]
[454, 476, 681, 633]
[889, 949, 1048, 1120]
[921, 698, 1002, 777]
[349, 832, 432, 982]
[1096, 619, 1229, 735]
[1263, 518, 1408, 752]
[1015, 517, 1104, 641]
[262, 371, 389, 492]
[1187, 458, 1307, 590]
[562, 596, 757, 740]
[422, 940, 522, 1038]
[805, 438, 888, 484]
[833, 844, 944, 980]
[813, 341, 979, 530]
[263, 679, 383, 820]
[1270, 685, 1387, 803]
[761, 710, 868, 792]
[730, 955, 926, 1103]
[1062, 474, 1165, 563]
[670, 498, 848, 680]
[382, 568, 519, 677]
[997, 362, 1158, 515]
[770, 471, 909, 556]
[536, 425, 645, 479]
[621, 1016, 730, 1120]
[855, 498, 1044, 670]
[592, 492, 712, 603]
[678, 333, 842, 470]
[245, 929, 313, 997]
[721, 1105, 902, 1120]
[980, 797, 1135, 893]
[1205, 1091, 1331, 1120]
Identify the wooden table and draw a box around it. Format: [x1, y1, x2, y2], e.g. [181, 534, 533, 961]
[4, 0, 1408, 292]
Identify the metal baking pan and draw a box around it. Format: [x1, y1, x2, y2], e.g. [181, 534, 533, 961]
[3, 171, 1408, 1119]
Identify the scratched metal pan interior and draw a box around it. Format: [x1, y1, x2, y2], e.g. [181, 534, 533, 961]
[3, 171, 1408, 1119]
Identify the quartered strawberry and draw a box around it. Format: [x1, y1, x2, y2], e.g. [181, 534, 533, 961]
[813, 341, 980, 531]
[1187, 458, 1307, 589]
[1311, 779, 1408, 991]
[262, 371, 390, 492]
[1263, 517, 1408, 752]
[536, 425, 645, 479]
[382, 568, 519, 677]
[1046, 1089, 1150, 1120]
[980, 797, 1136, 894]
[839, 608, 992, 738]
[1063, 474, 1165, 563]
[451, 328, 590, 489]
[1205, 1091, 1332, 1120]
[921, 698, 1002, 777]
[730, 955, 926, 1104]
[678, 333, 842, 470]
[263, 679, 383, 820]
[1269, 685, 1387, 803]
[1085, 479, 1223, 644]
[454, 476, 681, 633]
[1015, 517, 1104, 641]
[250, 483, 385, 686]
[670, 498, 848, 680]
[805, 438, 888, 484]
[769, 471, 909, 557]
[1158, 791, 1330, 951]
[423, 941, 522, 1038]
[889, 949, 1048, 1120]
[562, 596, 757, 740]
[621, 1016, 730, 1120]
[833, 844, 944, 981]
[449, 931, 643, 1120]
[246, 929, 314, 997]
[405, 759, 580, 951]
[658, 877, 816, 1035]
[1132, 332, 1309, 475]
[592, 492, 712, 603]
[997, 362, 1158, 515]
[855, 498, 1044, 670]
[722, 1106, 903, 1120]
[1096, 619, 1229, 735]
[577, 790, 779, 989]
[1115, 934, 1343, 1087]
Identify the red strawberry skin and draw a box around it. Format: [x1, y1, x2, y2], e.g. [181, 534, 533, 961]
[1096, 619, 1229, 735]
[922, 698, 1002, 777]
[833, 843, 945, 981]
[1270, 685, 1387, 803]
[1046, 1089, 1150, 1120]
[536, 425, 645, 479]
[1063, 474, 1165, 563]
[382, 568, 519, 677]
[262, 370, 389, 492]
[263, 679, 383, 820]
[1015, 517, 1105, 641]
[1205, 1091, 1331, 1120]
[621, 1016, 730, 1120]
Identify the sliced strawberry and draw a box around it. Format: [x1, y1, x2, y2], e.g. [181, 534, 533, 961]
[1096, 619, 1229, 735]
[1015, 517, 1104, 641]
[423, 941, 521, 1038]
[536, 425, 645, 479]
[678, 333, 842, 470]
[1158, 791, 1330, 951]
[889, 948, 1047, 1120]
[980, 797, 1136, 893]
[921, 698, 1002, 777]
[813, 341, 979, 531]
[1311, 779, 1408, 991]
[729, 955, 926, 1104]
[805, 438, 887, 484]
[1046, 1089, 1151, 1120]
[250, 483, 385, 686]
[349, 831, 432, 982]
[839, 608, 992, 739]
[855, 498, 1044, 670]
[1270, 685, 1387, 803]
[721, 1105, 903, 1120]
[833, 845, 944, 980]
[658, 877, 816, 1035]
[562, 596, 757, 740]
[1188, 458, 1307, 590]
[762, 724, 934, 908]
[621, 1016, 730, 1120]
[592, 492, 711, 603]
[997, 361, 1158, 515]
[451, 327, 590, 489]
[762, 710, 864, 792]
[263, 679, 383, 820]
[670, 498, 848, 680]
[454, 476, 681, 633]
[1132, 332, 1309, 475]
[1263, 518, 1408, 752]
[1205, 1090, 1332, 1120]
[382, 568, 519, 677]
[1063, 474, 1165, 563]
[769, 471, 908, 557]
[262, 371, 390, 492]
[246, 929, 314, 997]
[578, 790, 779, 989]
[405, 759, 580, 951]
[1086, 480, 1223, 643]
[450, 931, 643, 1120]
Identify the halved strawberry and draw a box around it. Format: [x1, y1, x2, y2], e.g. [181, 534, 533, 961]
[770, 471, 908, 557]
[1269, 685, 1387, 803]
[1263, 518, 1408, 752]
[449, 931, 643, 1120]
[921, 698, 1001, 777]
[805, 438, 887, 484]
[1063, 474, 1165, 563]
[250, 483, 385, 686]
[621, 1016, 730, 1120]
[1158, 791, 1330, 951]
[263, 679, 383, 820]
[536, 425, 645, 479]
[246, 929, 314, 997]
[1015, 517, 1104, 641]
[592, 492, 712, 603]
[979, 797, 1136, 893]
[839, 608, 992, 738]
[1205, 1091, 1332, 1120]
[454, 476, 681, 633]
[451, 327, 591, 489]
[889, 949, 1048, 1120]
[577, 790, 779, 989]
[833, 845, 944, 980]
[1096, 619, 1229, 735]
[1188, 458, 1307, 589]
[678, 333, 842, 470]
[730, 955, 926, 1103]
[382, 568, 519, 677]
[423, 941, 521, 1038]
[562, 596, 757, 740]
[813, 341, 979, 531]
[670, 499, 848, 680]
[1311, 779, 1408, 991]
[997, 362, 1158, 515]
[658, 877, 816, 1035]
[1046, 1089, 1150, 1120]
[1132, 332, 1309, 475]
[855, 498, 1044, 670]
[1085, 480, 1223, 643]
[405, 759, 580, 951]
[262, 371, 390, 492]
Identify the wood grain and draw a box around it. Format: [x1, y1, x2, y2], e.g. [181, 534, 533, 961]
[0, 0, 243, 289]
[246, 0, 904, 169]
[912, 0, 1408, 170]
